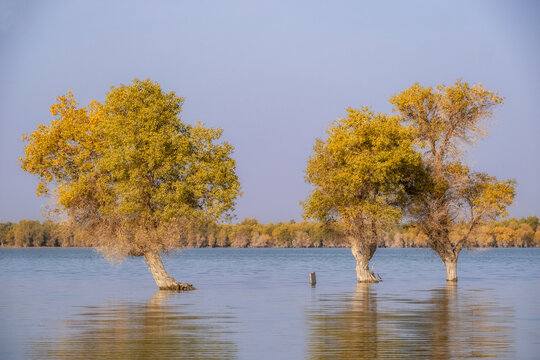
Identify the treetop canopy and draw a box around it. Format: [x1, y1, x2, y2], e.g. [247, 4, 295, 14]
[20, 79, 241, 255]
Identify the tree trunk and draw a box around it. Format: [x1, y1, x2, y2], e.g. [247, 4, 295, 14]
[351, 246, 378, 283]
[444, 258, 458, 282]
[144, 250, 195, 291]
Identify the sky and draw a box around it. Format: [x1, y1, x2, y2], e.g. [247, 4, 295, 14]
[0, 0, 539, 224]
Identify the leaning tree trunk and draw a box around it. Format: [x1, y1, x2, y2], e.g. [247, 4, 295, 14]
[351, 244, 379, 283]
[144, 250, 195, 291]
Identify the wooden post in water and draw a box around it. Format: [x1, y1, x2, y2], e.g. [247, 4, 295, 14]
[309, 272, 316, 286]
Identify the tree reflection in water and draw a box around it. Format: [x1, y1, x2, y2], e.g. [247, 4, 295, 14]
[31, 291, 237, 360]
[307, 283, 513, 359]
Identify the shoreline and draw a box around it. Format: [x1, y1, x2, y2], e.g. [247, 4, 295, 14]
[1, 246, 538, 250]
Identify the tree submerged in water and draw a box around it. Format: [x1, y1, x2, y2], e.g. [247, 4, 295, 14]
[20, 79, 241, 290]
[304, 80, 516, 283]
[303, 108, 426, 283]
[391, 80, 516, 281]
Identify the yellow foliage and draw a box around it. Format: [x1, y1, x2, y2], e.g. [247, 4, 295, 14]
[20, 79, 241, 256]
[390, 79, 515, 258]
[303, 107, 426, 241]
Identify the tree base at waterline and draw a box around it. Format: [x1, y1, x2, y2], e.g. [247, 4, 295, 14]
[445, 259, 458, 282]
[145, 250, 196, 291]
[159, 281, 196, 291]
[357, 274, 380, 284]
[356, 264, 381, 283]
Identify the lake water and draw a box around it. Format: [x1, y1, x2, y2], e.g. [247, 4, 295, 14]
[0, 248, 539, 359]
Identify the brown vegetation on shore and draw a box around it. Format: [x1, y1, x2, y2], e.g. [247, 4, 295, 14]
[1, 216, 538, 249]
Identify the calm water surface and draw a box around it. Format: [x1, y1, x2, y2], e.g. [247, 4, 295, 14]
[0, 248, 539, 359]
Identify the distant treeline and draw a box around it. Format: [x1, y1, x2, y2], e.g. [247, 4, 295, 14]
[1, 216, 538, 249]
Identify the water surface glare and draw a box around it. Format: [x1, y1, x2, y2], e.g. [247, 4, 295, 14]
[0, 248, 539, 359]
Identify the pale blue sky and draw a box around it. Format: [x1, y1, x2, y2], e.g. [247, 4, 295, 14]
[1, 0, 538, 223]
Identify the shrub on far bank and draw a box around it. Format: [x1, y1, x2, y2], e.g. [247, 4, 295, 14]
[1, 216, 538, 249]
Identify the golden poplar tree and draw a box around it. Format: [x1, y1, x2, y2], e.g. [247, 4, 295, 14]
[20, 79, 241, 290]
[303, 108, 425, 282]
[390, 80, 515, 281]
